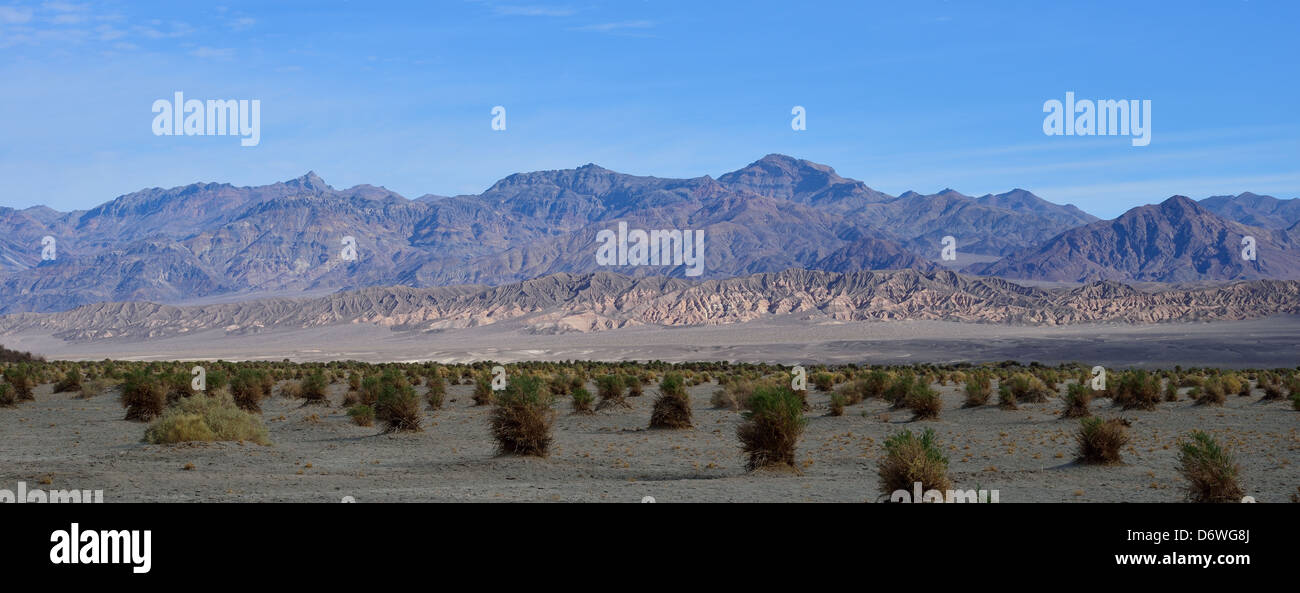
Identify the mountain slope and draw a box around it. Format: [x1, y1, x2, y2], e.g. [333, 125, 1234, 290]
[976, 196, 1300, 282]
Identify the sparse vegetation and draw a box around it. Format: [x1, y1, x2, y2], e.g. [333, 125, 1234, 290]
[962, 371, 992, 407]
[1060, 383, 1092, 418]
[347, 404, 375, 427]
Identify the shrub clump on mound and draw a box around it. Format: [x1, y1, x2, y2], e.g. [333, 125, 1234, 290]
[1113, 370, 1162, 410]
[0, 383, 14, 408]
[300, 370, 330, 405]
[1005, 372, 1052, 403]
[877, 428, 951, 498]
[1075, 417, 1130, 465]
[375, 374, 422, 433]
[1177, 431, 1244, 503]
[490, 375, 555, 457]
[472, 374, 495, 406]
[121, 370, 166, 421]
[425, 376, 446, 410]
[1060, 383, 1092, 419]
[53, 368, 82, 393]
[962, 371, 992, 407]
[143, 392, 270, 445]
[570, 386, 594, 414]
[595, 374, 629, 410]
[347, 404, 375, 427]
[904, 380, 942, 420]
[649, 372, 692, 429]
[736, 385, 806, 472]
[230, 369, 267, 413]
[3, 366, 34, 402]
[996, 384, 1018, 410]
[1192, 376, 1227, 406]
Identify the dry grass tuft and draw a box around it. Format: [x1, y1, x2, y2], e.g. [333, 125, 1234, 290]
[490, 375, 555, 456]
[736, 385, 806, 472]
[1075, 417, 1130, 465]
[1177, 431, 1244, 503]
[649, 373, 692, 429]
[143, 392, 270, 445]
[877, 428, 951, 499]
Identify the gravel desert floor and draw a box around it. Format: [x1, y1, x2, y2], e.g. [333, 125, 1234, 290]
[2, 379, 1295, 503]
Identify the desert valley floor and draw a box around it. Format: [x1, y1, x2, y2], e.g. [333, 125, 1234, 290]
[2, 375, 1296, 503]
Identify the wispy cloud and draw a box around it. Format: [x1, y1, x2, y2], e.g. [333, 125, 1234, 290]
[570, 20, 655, 34]
[0, 5, 34, 24]
[493, 5, 576, 17]
[190, 46, 234, 59]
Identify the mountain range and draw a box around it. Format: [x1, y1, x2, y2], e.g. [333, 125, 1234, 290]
[1, 154, 1298, 315]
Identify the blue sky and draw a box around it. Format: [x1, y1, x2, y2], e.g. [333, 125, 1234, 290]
[1, 0, 1297, 218]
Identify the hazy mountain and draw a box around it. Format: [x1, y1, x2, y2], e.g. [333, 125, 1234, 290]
[1199, 192, 1300, 229]
[975, 196, 1300, 282]
[7, 155, 1288, 315]
[4, 269, 1297, 342]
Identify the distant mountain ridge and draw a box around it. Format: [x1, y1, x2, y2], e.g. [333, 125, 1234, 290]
[0, 154, 1295, 314]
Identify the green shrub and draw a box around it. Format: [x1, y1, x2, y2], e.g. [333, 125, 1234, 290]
[1177, 431, 1244, 503]
[490, 375, 555, 456]
[347, 404, 375, 427]
[1060, 383, 1092, 418]
[376, 378, 422, 433]
[121, 370, 165, 421]
[143, 392, 270, 445]
[811, 372, 835, 392]
[595, 374, 628, 410]
[3, 366, 33, 402]
[877, 428, 951, 498]
[53, 368, 82, 393]
[300, 370, 329, 405]
[962, 371, 992, 407]
[736, 386, 806, 471]
[905, 381, 942, 420]
[571, 386, 594, 414]
[1076, 417, 1129, 465]
[650, 373, 692, 429]
[0, 383, 14, 407]
[426, 376, 446, 410]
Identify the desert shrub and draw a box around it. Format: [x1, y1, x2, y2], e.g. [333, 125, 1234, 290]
[1283, 374, 1300, 400]
[143, 392, 270, 445]
[1060, 383, 1092, 419]
[548, 374, 573, 396]
[1113, 370, 1161, 410]
[1192, 377, 1227, 406]
[858, 370, 889, 400]
[1177, 431, 1244, 503]
[1221, 374, 1244, 396]
[650, 373, 692, 429]
[625, 375, 645, 397]
[1291, 391, 1300, 411]
[811, 372, 835, 392]
[996, 383, 1018, 410]
[161, 372, 196, 403]
[0, 383, 14, 407]
[904, 381, 942, 420]
[376, 379, 422, 433]
[595, 374, 627, 410]
[828, 392, 845, 416]
[883, 373, 916, 408]
[348, 372, 362, 391]
[736, 385, 806, 471]
[712, 379, 762, 411]
[121, 370, 165, 421]
[1075, 417, 1129, 465]
[1164, 379, 1181, 402]
[490, 375, 555, 456]
[229, 369, 266, 413]
[77, 378, 109, 399]
[347, 404, 375, 427]
[835, 379, 867, 406]
[472, 375, 495, 406]
[1006, 372, 1052, 403]
[3, 366, 34, 402]
[570, 386, 594, 414]
[962, 371, 992, 407]
[300, 370, 329, 405]
[53, 368, 82, 393]
[877, 428, 951, 498]
[279, 380, 303, 400]
[426, 377, 446, 410]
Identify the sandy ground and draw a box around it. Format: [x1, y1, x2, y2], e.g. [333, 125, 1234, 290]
[2, 379, 1295, 502]
[5, 315, 1300, 369]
